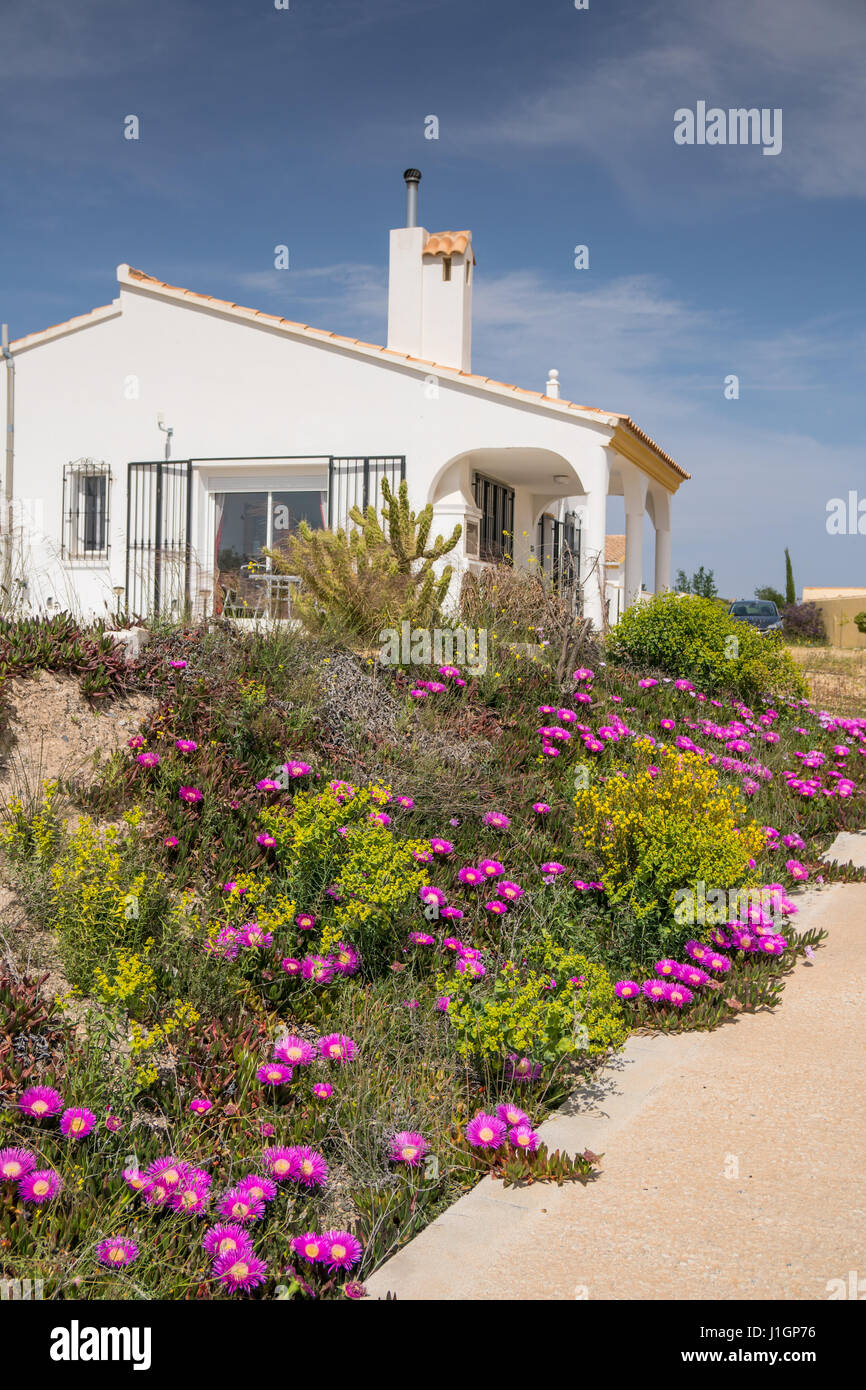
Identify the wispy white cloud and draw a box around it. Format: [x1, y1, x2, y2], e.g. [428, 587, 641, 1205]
[461, 0, 866, 200]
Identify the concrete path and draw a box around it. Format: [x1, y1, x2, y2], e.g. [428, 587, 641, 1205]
[367, 832, 866, 1300]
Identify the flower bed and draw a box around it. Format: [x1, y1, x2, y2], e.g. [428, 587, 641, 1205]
[0, 616, 860, 1298]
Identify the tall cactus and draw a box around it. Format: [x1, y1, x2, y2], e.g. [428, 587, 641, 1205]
[266, 478, 462, 640]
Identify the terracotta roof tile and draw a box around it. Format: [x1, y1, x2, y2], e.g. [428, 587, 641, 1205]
[605, 534, 626, 566]
[422, 230, 474, 260]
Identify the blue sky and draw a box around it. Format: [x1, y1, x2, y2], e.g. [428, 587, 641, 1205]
[2, 0, 865, 597]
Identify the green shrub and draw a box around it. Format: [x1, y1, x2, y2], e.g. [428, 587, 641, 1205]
[437, 933, 627, 1069]
[574, 737, 764, 963]
[607, 590, 807, 699]
[47, 817, 166, 990]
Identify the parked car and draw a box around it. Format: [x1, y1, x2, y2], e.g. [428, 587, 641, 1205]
[727, 599, 783, 633]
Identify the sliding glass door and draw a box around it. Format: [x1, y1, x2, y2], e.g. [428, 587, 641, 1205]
[214, 487, 326, 616]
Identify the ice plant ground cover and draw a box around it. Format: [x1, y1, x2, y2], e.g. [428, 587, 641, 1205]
[0, 603, 862, 1299]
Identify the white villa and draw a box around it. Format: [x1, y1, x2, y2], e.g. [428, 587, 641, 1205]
[0, 171, 688, 628]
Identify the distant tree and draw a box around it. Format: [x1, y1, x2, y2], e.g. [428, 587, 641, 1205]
[756, 585, 785, 608]
[691, 566, 718, 599]
[674, 567, 717, 598]
[784, 548, 796, 606]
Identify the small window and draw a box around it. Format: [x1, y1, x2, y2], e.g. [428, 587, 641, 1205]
[63, 459, 110, 561]
[442, 256, 452, 282]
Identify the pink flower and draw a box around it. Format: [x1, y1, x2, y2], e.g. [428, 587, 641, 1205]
[97, 1237, 139, 1267]
[419, 885, 447, 908]
[257, 1062, 293, 1086]
[465, 1113, 507, 1149]
[532, 802, 551, 814]
[176, 739, 198, 753]
[60, 1106, 96, 1140]
[509, 1124, 539, 1152]
[273, 1035, 316, 1067]
[19, 1086, 63, 1119]
[214, 1251, 268, 1292]
[323, 1231, 363, 1271]
[19, 1169, 63, 1204]
[318, 1033, 358, 1063]
[179, 786, 203, 803]
[478, 858, 505, 878]
[430, 838, 454, 855]
[136, 752, 160, 768]
[615, 980, 641, 999]
[482, 811, 511, 829]
[497, 880, 523, 901]
[388, 1131, 429, 1166]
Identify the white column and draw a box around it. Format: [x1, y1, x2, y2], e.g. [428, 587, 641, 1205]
[624, 506, 644, 608]
[581, 477, 607, 629]
[654, 525, 671, 594]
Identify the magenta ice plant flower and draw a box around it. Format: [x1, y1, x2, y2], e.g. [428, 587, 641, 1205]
[96, 1237, 139, 1267]
[318, 1033, 358, 1063]
[203, 1223, 253, 1259]
[0, 1148, 36, 1181]
[323, 1231, 363, 1271]
[615, 980, 641, 999]
[388, 1131, 429, 1166]
[217, 1188, 266, 1224]
[19, 1086, 63, 1119]
[509, 1124, 539, 1152]
[465, 1113, 507, 1149]
[19, 1169, 62, 1204]
[257, 1062, 293, 1086]
[60, 1107, 97, 1140]
[214, 1250, 268, 1292]
[292, 1232, 328, 1263]
[288, 1146, 329, 1188]
[274, 1035, 317, 1067]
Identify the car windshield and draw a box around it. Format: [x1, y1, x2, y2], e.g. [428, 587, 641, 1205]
[731, 601, 778, 617]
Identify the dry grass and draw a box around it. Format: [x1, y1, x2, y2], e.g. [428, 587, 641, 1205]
[787, 645, 866, 717]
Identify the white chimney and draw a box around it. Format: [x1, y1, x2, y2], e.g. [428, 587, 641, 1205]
[386, 170, 473, 372]
[546, 368, 560, 398]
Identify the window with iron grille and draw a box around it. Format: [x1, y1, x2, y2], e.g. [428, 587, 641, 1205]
[472, 472, 514, 563]
[63, 459, 111, 562]
[327, 456, 405, 532]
